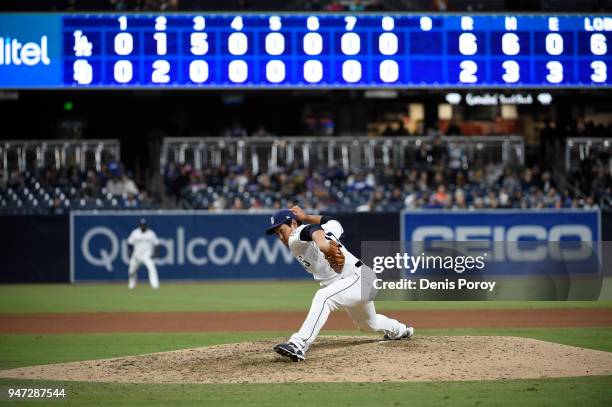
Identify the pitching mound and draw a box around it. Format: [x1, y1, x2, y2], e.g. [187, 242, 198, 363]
[2, 336, 612, 383]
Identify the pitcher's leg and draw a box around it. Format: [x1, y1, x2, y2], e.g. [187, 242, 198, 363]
[345, 301, 408, 339]
[143, 257, 160, 289]
[289, 273, 361, 351]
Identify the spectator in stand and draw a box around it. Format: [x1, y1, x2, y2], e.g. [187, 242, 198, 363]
[502, 168, 519, 193]
[431, 184, 451, 207]
[349, 0, 366, 12]
[82, 170, 100, 198]
[109, 0, 129, 11]
[394, 120, 410, 136]
[382, 123, 395, 136]
[232, 197, 245, 210]
[432, 0, 448, 11]
[541, 171, 555, 193]
[539, 119, 557, 167]
[520, 167, 536, 192]
[237, 0, 250, 10]
[325, 0, 345, 11]
[226, 122, 248, 138]
[591, 165, 611, 200]
[20, 159, 608, 214]
[445, 118, 462, 135]
[144, 0, 176, 11]
[141, 0, 159, 10]
[453, 188, 468, 209]
[7, 170, 24, 189]
[166, 0, 179, 10]
[497, 188, 510, 207]
[106, 173, 139, 196]
[367, 0, 388, 11]
[66, 0, 77, 11]
[252, 125, 272, 138]
[583, 195, 598, 209]
[0, 161, 150, 214]
[305, 0, 324, 11]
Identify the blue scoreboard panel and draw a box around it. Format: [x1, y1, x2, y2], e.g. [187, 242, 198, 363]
[0, 13, 610, 88]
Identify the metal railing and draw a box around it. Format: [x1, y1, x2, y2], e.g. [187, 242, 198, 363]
[0, 139, 121, 181]
[160, 135, 525, 173]
[565, 137, 612, 171]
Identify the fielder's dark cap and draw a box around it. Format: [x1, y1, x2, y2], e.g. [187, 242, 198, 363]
[265, 209, 297, 235]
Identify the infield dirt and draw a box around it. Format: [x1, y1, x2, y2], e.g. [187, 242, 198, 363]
[2, 335, 612, 383]
[2, 309, 611, 334]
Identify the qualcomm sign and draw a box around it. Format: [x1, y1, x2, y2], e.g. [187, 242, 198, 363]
[71, 213, 301, 281]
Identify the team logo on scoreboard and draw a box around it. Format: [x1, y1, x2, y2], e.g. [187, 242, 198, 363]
[0, 36, 51, 66]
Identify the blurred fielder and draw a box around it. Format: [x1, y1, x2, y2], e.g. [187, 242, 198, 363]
[266, 206, 413, 362]
[127, 218, 160, 290]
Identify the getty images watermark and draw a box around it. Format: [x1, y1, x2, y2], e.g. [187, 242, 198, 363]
[371, 251, 494, 292]
[360, 241, 608, 301]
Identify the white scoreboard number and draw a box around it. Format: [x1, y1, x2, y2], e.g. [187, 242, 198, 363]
[590, 34, 607, 83]
[502, 60, 520, 83]
[303, 16, 323, 83]
[591, 60, 607, 83]
[341, 16, 362, 82]
[190, 16, 209, 83]
[113, 16, 133, 83]
[97, 14, 610, 87]
[501, 21, 520, 84]
[228, 16, 247, 83]
[544, 30, 563, 83]
[152, 16, 169, 83]
[458, 18, 478, 84]
[379, 17, 399, 83]
[266, 16, 286, 83]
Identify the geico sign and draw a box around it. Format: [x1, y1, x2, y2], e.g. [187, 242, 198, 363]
[410, 225, 595, 261]
[80, 226, 293, 271]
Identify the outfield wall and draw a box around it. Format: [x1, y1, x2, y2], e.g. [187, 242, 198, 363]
[0, 215, 69, 283]
[0, 210, 608, 283]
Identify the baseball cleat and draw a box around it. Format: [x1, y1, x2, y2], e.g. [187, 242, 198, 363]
[383, 326, 414, 341]
[273, 342, 305, 362]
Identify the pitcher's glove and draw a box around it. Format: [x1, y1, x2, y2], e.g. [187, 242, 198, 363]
[324, 240, 345, 273]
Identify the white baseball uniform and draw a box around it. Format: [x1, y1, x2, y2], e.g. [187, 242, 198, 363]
[127, 227, 160, 289]
[287, 218, 407, 352]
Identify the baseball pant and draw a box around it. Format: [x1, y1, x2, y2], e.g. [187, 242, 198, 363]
[289, 271, 407, 352]
[128, 255, 160, 289]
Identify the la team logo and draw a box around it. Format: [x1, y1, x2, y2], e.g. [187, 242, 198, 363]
[0, 36, 51, 66]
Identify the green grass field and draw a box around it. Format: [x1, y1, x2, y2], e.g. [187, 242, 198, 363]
[1, 282, 611, 313]
[1, 376, 611, 407]
[0, 282, 611, 406]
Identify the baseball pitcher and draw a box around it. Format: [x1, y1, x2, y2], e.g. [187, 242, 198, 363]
[266, 206, 413, 362]
[127, 218, 160, 290]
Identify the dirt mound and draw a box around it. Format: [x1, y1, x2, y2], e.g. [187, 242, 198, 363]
[2, 336, 612, 383]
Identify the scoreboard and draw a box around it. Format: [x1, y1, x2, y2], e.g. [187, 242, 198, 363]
[0, 13, 610, 88]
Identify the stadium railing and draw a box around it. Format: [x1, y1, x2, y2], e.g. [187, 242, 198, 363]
[565, 137, 612, 171]
[1, 139, 121, 181]
[160, 135, 525, 173]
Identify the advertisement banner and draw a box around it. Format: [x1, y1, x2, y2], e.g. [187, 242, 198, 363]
[402, 210, 600, 244]
[390, 210, 604, 300]
[70, 211, 302, 282]
[401, 210, 601, 274]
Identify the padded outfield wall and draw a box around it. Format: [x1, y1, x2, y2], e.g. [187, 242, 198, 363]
[0, 210, 607, 283]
